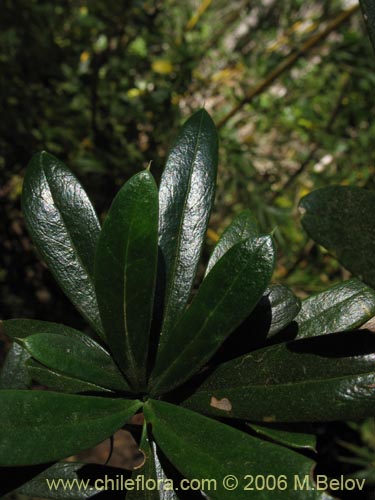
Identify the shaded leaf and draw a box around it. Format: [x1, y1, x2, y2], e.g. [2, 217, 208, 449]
[0, 343, 31, 389]
[22, 152, 104, 337]
[95, 171, 158, 389]
[247, 423, 316, 451]
[20, 331, 130, 392]
[158, 109, 218, 341]
[205, 209, 258, 276]
[144, 400, 317, 499]
[293, 279, 375, 340]
[150, 236, 275, 395]
[26, 359, 112, 394]
[1, 318, 84, 339]
[0, 391, 142, 465]
[300, 186, 375, 289]
[182, 332, 375, 422]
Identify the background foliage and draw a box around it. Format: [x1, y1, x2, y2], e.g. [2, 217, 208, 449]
[1, 1, 375, 498]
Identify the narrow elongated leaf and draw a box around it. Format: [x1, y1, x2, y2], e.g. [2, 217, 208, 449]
[95, 171, 158, 389]
[22, 152, 103, 337]
[0, 391, 142, 466]
[205, 210, 258, 276]
[127, 423, 161, 500]
[150, 236, 275, 395]
[360, 0, 375, 52]
[300, 186, 375, 289]
[0, 343, 31, 389]
[159, 109, 218, 341]
[293, 279, 375, 339]
[182, 332, 375, 422]
[26, 359, 113, 394]
[20, 332, 129, 391]
[144, 400, 318, 499]
[1, 318, 83, 339]
[209, 285, 301, 365]
[247, 424, 316, 451]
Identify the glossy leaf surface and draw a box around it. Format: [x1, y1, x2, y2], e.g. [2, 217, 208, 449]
[259, 285, 301, 339]
[21, 332, 130, 392]
[26, 359, 112, 394]
[300, 186, 375, 289]
[0, 391, 142, 466]
[205, 209, 258, 276]
[294, 279, 375, 339]
[22, 152, 103, 336]
[151, 236, 275, 395]
[183, 332, 375, 422]
[144, 400, 317, 499]
[158, 109, 218, 341]
[95, 171, 158, 389]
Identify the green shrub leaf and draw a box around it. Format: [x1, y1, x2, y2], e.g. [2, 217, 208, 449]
[20, 332, 130, 392]
[293, 279, 375, 339]
[150, 236, 275, 395]
[95, 171, 158, 390]
[300, 186, 375, 289]
[1, 319, 88, 340]
[183, 331, 375, 422]
[144, 400, 317, 499]
[0, 343, 31, 389]
[247, 424, 316, 451]
[158, 109, 218, 341]
[26, 359, 112, 394]
[21, 152, 103, 337]
[205, 209, 258, 276]
[0, 391, 142, 466]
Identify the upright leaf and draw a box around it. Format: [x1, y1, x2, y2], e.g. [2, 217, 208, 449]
[360, 0, 375, 52]
[159, 109, 218, 341]
[205, 209, 258, 276]
[20, 332, 130, 392]
[22, 152, 103, 337]
[300, 186, 375, 289]
[95, 171, 158, 389]
[183, 332, 375, 422]
[144, 400, 318, 499]
[0, 391, 142, 466]
[293, 279, 375, 339]
[150, 236, 275, 395]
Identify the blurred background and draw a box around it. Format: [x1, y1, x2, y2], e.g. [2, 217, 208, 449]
[1, 0, 375, 498]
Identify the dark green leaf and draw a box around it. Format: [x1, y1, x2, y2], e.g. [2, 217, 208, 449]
[1, 318, 84, 339]
[247, 424, 316, 451]
[300, 186, 375, 289]
[22, 152, 104, 337]
[26, 359, 112, 394]
[95, 170, 158, 390]
[127, 423, 160, 500]
[360, 0, 375, 52]
[20, 331, 130, 392]
[259, 285, 301, 338]
[182, 332, 375, 422]
[0, 343, 31, 389]
[144, 400, 317, 499]
[293, 279, 375, 339]
[205, 209, 258, 276]
[158, 109, 218, 341]
[150, 236, 275, 395]
[0, 391, 142, 466]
